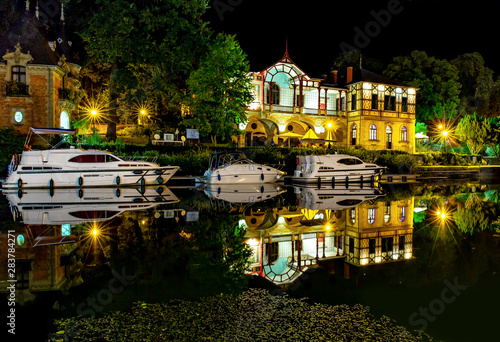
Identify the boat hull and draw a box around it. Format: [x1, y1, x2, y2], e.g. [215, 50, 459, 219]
[204, 164, 284, 184]
[2, 166, 179, 189]
[292, 168, 384, 183]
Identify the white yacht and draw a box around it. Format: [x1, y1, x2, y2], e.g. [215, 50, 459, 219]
[203, 152, 285, 184]
[293, 154, 385, 183]
[203, 183, 285, 204]
[2, 128, 179, 189]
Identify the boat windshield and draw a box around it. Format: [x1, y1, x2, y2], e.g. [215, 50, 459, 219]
[337, 158, 363, 165]
[210, 153, 251, 170]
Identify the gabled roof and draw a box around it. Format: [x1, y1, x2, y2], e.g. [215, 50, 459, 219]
[348, 68, 410, 87]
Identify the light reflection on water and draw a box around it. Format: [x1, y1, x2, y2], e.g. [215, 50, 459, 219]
[1, 182, 500, 341]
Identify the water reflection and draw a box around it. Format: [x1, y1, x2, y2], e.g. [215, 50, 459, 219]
[1, 183, 499, 313]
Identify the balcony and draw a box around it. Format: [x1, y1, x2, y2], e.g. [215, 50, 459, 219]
[6, 81, 29, 96]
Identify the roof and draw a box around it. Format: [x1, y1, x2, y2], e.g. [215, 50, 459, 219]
[348, 68, 410, 87]
[0, 4, 73, 66]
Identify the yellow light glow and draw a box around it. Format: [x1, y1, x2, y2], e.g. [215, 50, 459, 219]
[442, 131, 448, 137]
[326, 225, 331, 231]
[441, 213, 446, 219]
[91, 110, 97, 116]
[327, 122, 333, 128]
[93, 228, 98, 236]
[438, 125, 443, 129]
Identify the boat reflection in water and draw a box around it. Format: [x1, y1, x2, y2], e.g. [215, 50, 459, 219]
[202, 183, 285, 205]
[5, 186, 178, 225]
[0, 186, 178, 300]
[243, 184, 414, 287]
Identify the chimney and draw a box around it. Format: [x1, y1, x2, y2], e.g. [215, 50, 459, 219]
[321, 74, 327, 82]
[331, 70, 338, 84]
[346, 67, 353, 84]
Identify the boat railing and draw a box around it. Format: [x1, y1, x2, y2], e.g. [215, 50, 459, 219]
[7, 154, 22, 176]
[120, 155, 158, 164]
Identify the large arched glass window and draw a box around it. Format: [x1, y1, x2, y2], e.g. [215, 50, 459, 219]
[400, 126, 407, 142]
[265, 83, 280, 105]
[369, 124, 377, 140]
[60, 110, 70, 129]
[368, 208, 376, 224]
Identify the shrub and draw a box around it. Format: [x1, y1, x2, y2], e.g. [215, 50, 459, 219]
[0, 128, 25, 176]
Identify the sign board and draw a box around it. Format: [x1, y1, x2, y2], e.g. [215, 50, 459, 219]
[186, 129, 199, 139]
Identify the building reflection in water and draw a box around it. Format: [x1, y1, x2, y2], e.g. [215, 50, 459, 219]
[243, 184, 414, 287]
[0, 186, 178, 303]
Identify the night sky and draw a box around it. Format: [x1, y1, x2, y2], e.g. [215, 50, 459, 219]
[204, 0, 500, 77]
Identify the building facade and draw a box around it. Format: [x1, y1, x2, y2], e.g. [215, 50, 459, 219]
[0, 2, 80, 134]
[241, 50, 416, 153]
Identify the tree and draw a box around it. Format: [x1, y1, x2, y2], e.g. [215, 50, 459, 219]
[451, 52, 494, 116]
[455, 113, 495, 154]
[184, 33, 253, 146]
[331, 51, 384, 85]
[384, 50, 462, 121]
[72, 0, 211, 137]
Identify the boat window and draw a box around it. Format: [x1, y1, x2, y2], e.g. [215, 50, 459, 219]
[337, 158, 363, 165]
[106, 154, 121, 162]
[69, 210, 120, 219]
[337, 199, 363, 206]
[69, 154, 106, 163]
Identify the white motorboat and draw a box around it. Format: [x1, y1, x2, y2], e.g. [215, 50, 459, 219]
[2, 128, 179, 189]
[3, 185, 178, 225]
[295, 183, 385, 210]
[203, 152, 285, 184]
[292, 154, 385, 183]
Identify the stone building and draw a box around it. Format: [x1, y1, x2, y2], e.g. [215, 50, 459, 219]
[242, 49, 416, 153]
[0, 1, 81, 134]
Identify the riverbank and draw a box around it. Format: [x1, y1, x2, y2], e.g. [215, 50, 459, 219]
[50, 288, 437, 341]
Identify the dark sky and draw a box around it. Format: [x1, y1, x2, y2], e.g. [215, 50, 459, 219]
[204, 0, 500, 77]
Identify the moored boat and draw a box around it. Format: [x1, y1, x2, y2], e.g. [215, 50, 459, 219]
[203, 152, 285, 184]
[2, 128, 179, 189]
[292, 154, 385, 183]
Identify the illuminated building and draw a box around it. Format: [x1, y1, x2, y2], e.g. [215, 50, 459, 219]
[241, 48, 416, 153]
[0, 2, 81, 133]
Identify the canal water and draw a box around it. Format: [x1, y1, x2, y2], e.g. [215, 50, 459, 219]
[1, 182, 499, 341]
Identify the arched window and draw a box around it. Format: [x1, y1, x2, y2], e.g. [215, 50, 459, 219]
[351, 124, 357, 145]
[369, 124, 377, 140]
[368, 208, 376, 224]
[384, 203, 391, 223]
[265, 83, 280, 105]
[398, 207, 406, 222]
[350, 208, 356, 224]
[386, 126, 392, 149]
[401, 126, 407, 142]
[60, 111, 70, 129]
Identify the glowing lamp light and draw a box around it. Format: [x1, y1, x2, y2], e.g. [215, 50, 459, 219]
[327, 122, 333, 128]
[238, 122, 247, 130]
[440, 213, 446, 219]
[278, 124, 286, 132]
[442, 131, 448, 137]
[91, 110, 97, 116]
[325, 225, 331, 231]
[438, 124, 443, 129]
[92, 229, 98, 236]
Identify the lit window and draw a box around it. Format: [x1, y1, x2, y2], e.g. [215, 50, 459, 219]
[60, 111, 70, 129]
[368, 208, 376, 224]
[12, 66, 26, 83]
[350, 208, 356, 224]
[384, 204, 390, 222]
[369, 124, 377, 140]
[14, 111, 23, 123]
[401, 126, 407, 142]
[399, 207, 406, 222]
[265, 83, 280, 105]
[351, 124, 357, 145]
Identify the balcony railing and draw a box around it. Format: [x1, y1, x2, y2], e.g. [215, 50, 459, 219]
[6, 81, 29, 96]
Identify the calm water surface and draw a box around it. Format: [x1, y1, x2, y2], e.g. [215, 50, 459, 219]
[1, 182, 499, 341]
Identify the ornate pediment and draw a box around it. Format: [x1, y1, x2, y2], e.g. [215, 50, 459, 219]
[3, 43, 33, 66]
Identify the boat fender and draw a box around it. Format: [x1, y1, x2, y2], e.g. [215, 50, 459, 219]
[260, 186, 264, 193]
[115, 188, 121, 197]
[140, 178, 146, 187]
[78, 176, 84, 186]
[217, 173, 221, 181]
[331, 176, 335, 183]
[317, 177, 321, 185]
[156, 176, 164, 184]
[17, 178, 23, 188]
[345, 176, 349, 183]
[78, 188, 84, 198]
[116, 176, 121, 185]
[154, 169, 163, 175]
[360, 175, 363, 183]
[156, 187, 164, 195]
[260, 173, 264, 181]
[49, 179, 55, 188]
[49, 187, 54, 197]
[17, 189, 22, 199]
